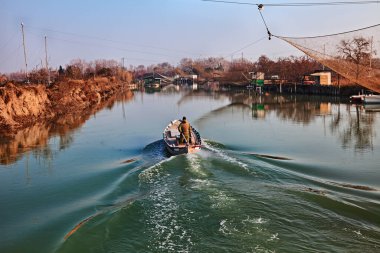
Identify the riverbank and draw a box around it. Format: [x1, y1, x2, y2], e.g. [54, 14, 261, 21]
[0, 77, 133, 138]
[219, 82, 367, 97]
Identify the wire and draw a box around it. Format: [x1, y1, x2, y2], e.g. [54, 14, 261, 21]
[202, 0, 380, 7]
[25, 25, 268, 65]
[275, 23, 380, 39]
[25, 30, 188, 68]
[228, 36, 266, 56]
[45, 36, 181, 58]
[203, 0, 379, 40]
[0, 31, 20, 51]
[25, 25, 199, 56]
[257, 5, 272, 40]
[25, 29, 185, 59]
[0, 44, 23, 68]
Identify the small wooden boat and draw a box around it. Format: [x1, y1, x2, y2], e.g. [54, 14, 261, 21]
[350, 94, 364, 103]
[363, 94, 380, 104]
[163, 120, 202, 155]
[350, 94, 380, 104]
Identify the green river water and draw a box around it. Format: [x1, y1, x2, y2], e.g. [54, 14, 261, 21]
[1, 88, 379, 253]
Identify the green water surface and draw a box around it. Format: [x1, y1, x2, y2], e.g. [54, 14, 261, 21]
[1, 89, 379, 253]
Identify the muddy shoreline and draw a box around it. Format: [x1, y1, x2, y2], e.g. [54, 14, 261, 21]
[0, 78, 132, 135]
[0, 78, 133, 164]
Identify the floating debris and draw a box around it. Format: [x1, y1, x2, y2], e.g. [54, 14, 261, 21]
[64, 215, 95, 240]
[331, 182, 377, 191]
[305, 187, 327, 196]
[249, 153, 292, 160]
[121, 158, 136, 164]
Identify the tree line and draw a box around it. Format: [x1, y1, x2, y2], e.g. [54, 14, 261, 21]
[0, 54, 347, 86]
[1, 36, 378, 86]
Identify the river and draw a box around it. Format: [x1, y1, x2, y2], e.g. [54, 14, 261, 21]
[1, 88, 379, 253]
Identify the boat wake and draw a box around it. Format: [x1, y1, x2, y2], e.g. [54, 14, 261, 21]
[142, 139, 170, 163]
[201, 139, 252, 173]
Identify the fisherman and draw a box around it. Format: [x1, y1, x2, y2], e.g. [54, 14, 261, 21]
[178, 116, 191, 144]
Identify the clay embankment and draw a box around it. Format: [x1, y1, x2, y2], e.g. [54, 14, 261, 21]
[0, 78, 133, 164]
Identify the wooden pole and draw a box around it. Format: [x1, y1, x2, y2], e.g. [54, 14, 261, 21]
[45, 36, 50, 85]
[21, 22, 28, 81]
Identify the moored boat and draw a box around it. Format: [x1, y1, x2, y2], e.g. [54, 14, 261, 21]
[163, 120, 202, 155]
[350, 94, 364, 103]
[363, 94, 380, 104]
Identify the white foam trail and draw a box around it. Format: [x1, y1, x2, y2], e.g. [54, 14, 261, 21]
[189, 178, 215, 190]
[148, 180, 192, 251]
[140, 158, 193, 252]
[202, 141, 252, 173]
[219, 219, 232, 235]
[185, 153, 208, 178]
[242, 216, 268, 225]
[210, 190, 236, 209]
[267, 233, 279, 241]
[254, 244, 277, 253]
[138, 156, 175, 183]
[186, 152, 237, 210]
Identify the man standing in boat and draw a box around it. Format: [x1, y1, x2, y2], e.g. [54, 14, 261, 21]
[178, 116, 191, 144]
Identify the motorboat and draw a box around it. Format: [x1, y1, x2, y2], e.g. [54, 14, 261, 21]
[363, 94, 380, 104]
[163, 120, 201, 155]
[350, 94, 364, 103]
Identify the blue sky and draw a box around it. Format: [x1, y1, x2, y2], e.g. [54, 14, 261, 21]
[0, 0, 379, 73]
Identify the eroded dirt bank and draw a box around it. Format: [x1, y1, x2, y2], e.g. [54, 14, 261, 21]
[0, 78, 133, 164]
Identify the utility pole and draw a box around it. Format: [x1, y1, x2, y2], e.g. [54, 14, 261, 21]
[21, 22, 28, 81]
[45, 36, 50, 85]
[121, 57, 125, 70]
[323, 44, 326, 71]
[370, 36, 373, 69]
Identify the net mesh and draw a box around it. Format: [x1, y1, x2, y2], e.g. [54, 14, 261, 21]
[275, 24, 380, 93]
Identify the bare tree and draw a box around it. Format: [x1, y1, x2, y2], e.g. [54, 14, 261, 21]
[337, 36, 371, 79]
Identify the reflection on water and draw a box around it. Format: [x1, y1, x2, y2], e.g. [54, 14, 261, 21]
[1, 88, 379, 166]
[334, 105, 375, 151]
[1, 88, 379, 253]
[0, 90, 133, 165]
[1, 89, 379, 165]
[204, 92, 378, 152]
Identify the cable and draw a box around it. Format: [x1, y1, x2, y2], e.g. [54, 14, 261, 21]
[0, 44, 22, 68]
[202, 0, 380, 7]
[275, 23, 380, 39]
[204, 0, 379, 41]
[257, 4, 272, 40]
[228, 36, 266, 56]
[25, 30, 188, 67]
[25, 30, 184, 59]
[0, 31, 20, 51]
[25, 25, 199, 56]
[203, 1, 274, 41]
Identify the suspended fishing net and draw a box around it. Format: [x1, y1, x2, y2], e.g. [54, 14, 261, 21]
[275, 24, 380, 93]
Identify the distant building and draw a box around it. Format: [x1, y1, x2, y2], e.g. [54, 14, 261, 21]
[270, 75, 279, 80]
[249, 71, 265, 80]
[311, 71, 332, 85]
[142, 72, 173, 87]
[175, 74, 197, 86]
[302, 71, 332, 85]
[302, 75, 316, 85]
